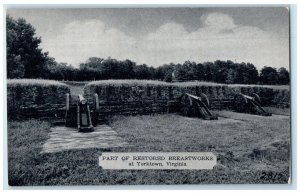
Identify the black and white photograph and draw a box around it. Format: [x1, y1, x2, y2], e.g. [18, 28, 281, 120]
[5, 6, 292, 186]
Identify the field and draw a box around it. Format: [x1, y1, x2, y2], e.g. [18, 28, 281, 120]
[8, 109, 290, 185]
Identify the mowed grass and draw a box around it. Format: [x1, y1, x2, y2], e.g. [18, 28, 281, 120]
[262, 107, 290, 116]
[8, 111, 290, 186]
[111, 112, 290, 167]
[111, 112, 289, 150]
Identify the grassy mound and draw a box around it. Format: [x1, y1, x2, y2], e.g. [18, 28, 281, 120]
[84, 80, 290, 115]
[86, 79, 225, 87]
[7, 79, 68, 87]
[7, 79, 70, 119]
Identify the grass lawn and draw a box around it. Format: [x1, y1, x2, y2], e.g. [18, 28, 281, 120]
[262, 107, 290, 116]
[7, 110, 290, 186]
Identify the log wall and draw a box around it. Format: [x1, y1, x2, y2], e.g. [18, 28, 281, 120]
[84, 82, 290, 117]
[7, 80, 70, 119]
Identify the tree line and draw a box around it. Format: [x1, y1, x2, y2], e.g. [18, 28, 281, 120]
[6, 15, 290, 85]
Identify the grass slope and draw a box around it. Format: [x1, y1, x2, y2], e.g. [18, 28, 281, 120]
[86, 80, 225, 87]
[86, 79, 289, 90]
[7, 79, 68, 87]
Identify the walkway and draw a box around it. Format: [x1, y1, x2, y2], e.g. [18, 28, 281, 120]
[41, 124, 130, 153]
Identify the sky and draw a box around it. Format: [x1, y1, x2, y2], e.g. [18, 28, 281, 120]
[7, 7, 290, 70]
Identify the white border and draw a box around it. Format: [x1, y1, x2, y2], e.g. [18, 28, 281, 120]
[1, 0, 299, 192]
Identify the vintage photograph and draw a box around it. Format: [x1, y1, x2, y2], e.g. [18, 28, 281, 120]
[6, 7, 290, 185]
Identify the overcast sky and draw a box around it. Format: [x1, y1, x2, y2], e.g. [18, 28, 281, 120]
[7, 7, 289, 70]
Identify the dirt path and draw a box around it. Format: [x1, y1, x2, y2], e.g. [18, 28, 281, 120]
[63, 81, 88, 95]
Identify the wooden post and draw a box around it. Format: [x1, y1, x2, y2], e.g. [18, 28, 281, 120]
[94, 93, 99, 111]
[66, 93, 70, 111]
[77, 101, 80, 129]
[87, 105, 93, 128]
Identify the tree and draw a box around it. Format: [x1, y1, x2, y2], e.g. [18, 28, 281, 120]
[260, 66, 278, 85]
[175, 64, 188, 81]
[6, 15, 47, 78]
[278, 67, 289, 85]
[134, 64, 153, 79]
[163, 70, 173, 82]
[6, 15, 24, 78]
[7, 54, 24, 78]
[194, 63, 205, 81]
[213, 60, 228, 83]
[235, 62, 248, 84]
[154, 64, 174, 81]
[122, 59, 136, 79]
[203, 62, 214, 82]
[245, 63, 259, 84]
[42, 56, 58, 79]
[225, 68, 236, 84]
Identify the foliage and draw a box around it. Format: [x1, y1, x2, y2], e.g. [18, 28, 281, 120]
[46, 57, 288, 85]
[6, 15, 48, 78]
[259, 66, 279, 85]
[277, 67, 290, 85]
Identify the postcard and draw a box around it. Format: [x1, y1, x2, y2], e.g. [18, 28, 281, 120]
[5, 6, 291, 186]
